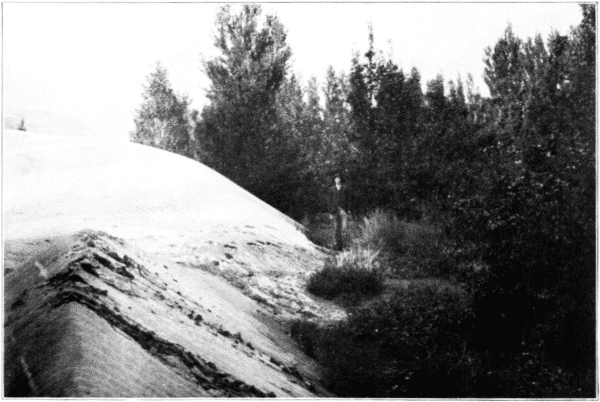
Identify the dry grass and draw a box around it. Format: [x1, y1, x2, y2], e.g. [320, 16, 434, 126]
[334, 246, 381, 270]
[351, 210, 447, 278]
[303, 209, 450, 278]
[355, 209, 405, 253]
[306, 245, 384, 303]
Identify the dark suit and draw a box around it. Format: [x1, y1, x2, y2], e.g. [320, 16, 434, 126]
[328, 185, 350, 250]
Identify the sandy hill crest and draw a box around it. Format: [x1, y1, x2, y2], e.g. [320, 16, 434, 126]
[3, 130, 343, 397]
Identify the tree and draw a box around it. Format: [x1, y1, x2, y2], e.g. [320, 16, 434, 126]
[347, 28, 387, 213]
[274, 73, 314, 216]
[347, 27, 427, 215]
[451, 12, 596, 393]
[322, 66, 356, 182]
[131, 62, 193, 157]
[548, 5, 595, 385]
[17, 118, 26, 131]
[201, 4, 297, 212]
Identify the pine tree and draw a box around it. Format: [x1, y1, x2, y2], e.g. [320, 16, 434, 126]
[17, 118, 26, 131]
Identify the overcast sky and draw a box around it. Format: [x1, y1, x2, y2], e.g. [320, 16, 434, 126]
[3, 2, 584, 141]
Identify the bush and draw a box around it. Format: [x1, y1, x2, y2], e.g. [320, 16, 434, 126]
[357, 209, 405, 253]
[300, 282, 473, 397]
[356, 210, 452, 278]
[306, 246, 383, 302]
[289, 319, 320, 358]
[473, 349, 586, 398]
[294, 278, 588, 398]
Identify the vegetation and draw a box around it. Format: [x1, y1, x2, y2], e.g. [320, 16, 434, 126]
[306, 246, 383, 303]
[130, 62, 195, 157]
[355, 210, 451, 278]
[197, 5, 303, 214]
[293, 282, 473, 397]
[131, 4, 596, 397]
[299, 210, 588, 397]
[293, 277, 582, 397]
[17, 118, 26, 131]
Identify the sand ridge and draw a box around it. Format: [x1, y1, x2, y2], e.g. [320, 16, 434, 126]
[4, 130, 342, 396]
[5, 230, 332, 397]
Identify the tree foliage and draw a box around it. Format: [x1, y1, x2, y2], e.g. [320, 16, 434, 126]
[347, 28, 424, 214]
[131, 63, 194, 157]
[302, 8, 594, 396]
[447, 9, 595, 392]
[200, 4, 298, 212]
[130, 6, 595, 395]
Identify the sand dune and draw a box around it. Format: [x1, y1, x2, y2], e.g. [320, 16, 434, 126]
[4, 130, 304, 240]
[3, 130, 342, 397]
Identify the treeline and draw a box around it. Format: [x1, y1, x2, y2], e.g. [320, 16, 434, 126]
[131, 4, 595, 395]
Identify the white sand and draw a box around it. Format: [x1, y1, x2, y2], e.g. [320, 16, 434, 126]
[3, 130, 344, 397]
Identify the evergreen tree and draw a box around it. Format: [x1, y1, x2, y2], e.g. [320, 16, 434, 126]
[17, 118, 26, 131]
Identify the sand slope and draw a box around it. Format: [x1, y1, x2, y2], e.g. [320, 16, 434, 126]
[3, 130, 342, 397]
[4, 130, 303, 240]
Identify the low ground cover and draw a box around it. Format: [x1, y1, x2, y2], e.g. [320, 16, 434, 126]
[299, 209, 589, 397]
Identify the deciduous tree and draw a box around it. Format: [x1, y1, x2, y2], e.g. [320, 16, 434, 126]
[201, 5, 296, 210]
[131, 63, 193, 157]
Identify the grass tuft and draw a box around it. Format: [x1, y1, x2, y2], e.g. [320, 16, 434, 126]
[357, 209, 405, 253]
[307, 246, 383, 302]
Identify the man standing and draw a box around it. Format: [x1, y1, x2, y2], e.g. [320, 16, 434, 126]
[328, 174, 350, 251]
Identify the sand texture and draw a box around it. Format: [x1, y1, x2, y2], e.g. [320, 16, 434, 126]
[4, 130, 342, 397]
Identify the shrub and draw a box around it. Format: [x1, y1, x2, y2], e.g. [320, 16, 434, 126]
[294, 278, 587, 398]
[473, 348, 586, 398]
[306, 246, 383, 302]
[289, 319, 320, 358]
[357, 209, 405, 253]
[356, 210, 452, 278]
[305, 282, 473, 397]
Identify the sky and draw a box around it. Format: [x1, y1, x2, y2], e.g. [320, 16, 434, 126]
[3, 2, 585, 141]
